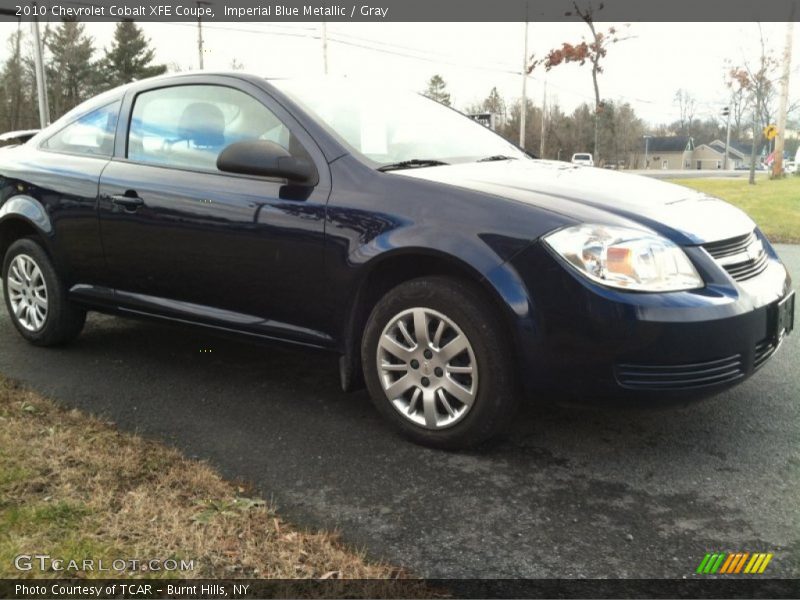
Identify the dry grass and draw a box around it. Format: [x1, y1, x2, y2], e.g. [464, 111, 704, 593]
[0, 375, 409, 582]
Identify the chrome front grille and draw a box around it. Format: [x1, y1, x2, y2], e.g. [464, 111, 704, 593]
[702, 231, 768, 282]
[703, 231, 756, 258]
[615, 354, 744, 390]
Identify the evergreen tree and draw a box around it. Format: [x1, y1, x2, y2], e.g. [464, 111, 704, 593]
[46, 20, 97, 118]
[481, 87, 505, 115]
[465, 87, 506, 119]
[98, 20, 166, 89]
[502, 98, 540, 154]
[422, 74, 451, 107]
[0, 29, 38, 131]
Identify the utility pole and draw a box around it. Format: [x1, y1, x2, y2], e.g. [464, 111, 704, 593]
[519, 8, 529, 150]
[13, 14, 22, 129]
[723, 104, 732, 170]
[197, 1, 210, 69]
[643, 135, 651, 170]
[197, 18, 204, 69]
[321, 21, 329, 74]
[773, 20, 794, 178]
[539, 79, 547, 158]
[30, 7, 50, 128]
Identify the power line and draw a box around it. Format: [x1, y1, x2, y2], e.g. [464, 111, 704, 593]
[160, 21, 526, 75]
[0, 17, 709, 116]
[327, 27, 525, 71]
[7, 16, 792, 122]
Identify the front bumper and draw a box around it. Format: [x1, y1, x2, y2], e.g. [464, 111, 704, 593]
[508, 236, 794, 405]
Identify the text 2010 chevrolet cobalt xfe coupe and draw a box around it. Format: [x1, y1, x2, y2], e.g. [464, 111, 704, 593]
[0, 74, 794, 448]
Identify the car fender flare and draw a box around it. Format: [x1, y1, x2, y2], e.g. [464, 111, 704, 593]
[349, 225, 539, 331]
[0, 195, 55, 263]
[339, 234, 540, 393]
[0, 195, 53, 236]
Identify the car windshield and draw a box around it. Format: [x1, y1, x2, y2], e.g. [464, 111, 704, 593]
[272, 79, 528, 167]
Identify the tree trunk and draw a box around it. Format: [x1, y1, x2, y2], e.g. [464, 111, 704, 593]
[591, 66, 601, 163]
[584, 17, 601, 165]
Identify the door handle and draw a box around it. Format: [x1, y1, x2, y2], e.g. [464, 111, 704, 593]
[108, 193, 144, 209]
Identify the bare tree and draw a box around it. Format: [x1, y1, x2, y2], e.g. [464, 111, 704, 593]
[674, 89, 696, 137]
[0, 29, 28, 131]
[528, 2, 631, 163]
[729, 25, 778, 185]
[728, 81, 748, 140]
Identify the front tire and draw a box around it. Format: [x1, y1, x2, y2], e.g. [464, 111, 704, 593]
[362, 276, 518, 449]
[3, 238, 86, 346]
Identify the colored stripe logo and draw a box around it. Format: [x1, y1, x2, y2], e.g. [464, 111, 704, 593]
[696, 552, 773, 574]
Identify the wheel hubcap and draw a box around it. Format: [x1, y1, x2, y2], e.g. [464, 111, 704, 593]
[7, 254, 48, 332]
[377, 307, 478, 429]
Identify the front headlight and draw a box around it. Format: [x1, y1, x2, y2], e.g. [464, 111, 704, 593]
[543, 224, 703, 292]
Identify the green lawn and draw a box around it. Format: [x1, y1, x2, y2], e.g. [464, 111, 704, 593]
[669, 175, 800, 244]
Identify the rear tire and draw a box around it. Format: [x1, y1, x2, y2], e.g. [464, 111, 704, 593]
[362, 276, 518, 449]
[3, 238, 86, 346]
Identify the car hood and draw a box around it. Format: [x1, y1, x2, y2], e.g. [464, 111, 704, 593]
[394, 159, 755, 245]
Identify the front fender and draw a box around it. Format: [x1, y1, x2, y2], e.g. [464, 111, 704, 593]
[482, 255, 542, 395]
[347, 229, 542, 396]
[348, 224, 515, 276]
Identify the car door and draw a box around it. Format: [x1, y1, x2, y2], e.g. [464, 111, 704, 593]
[97, 78, 332, 345]
[17, 100, 121, 289]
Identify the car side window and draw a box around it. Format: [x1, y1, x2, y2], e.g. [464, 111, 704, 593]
[128, 85, 307, 173]
[42, 101, 120, 157]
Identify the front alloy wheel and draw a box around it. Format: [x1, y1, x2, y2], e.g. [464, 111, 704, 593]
[362, 276, 518, 449]
[377, 307, 478, 429]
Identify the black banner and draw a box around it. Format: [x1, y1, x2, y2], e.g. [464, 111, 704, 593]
[2, 578, 800, 599]
[0, 0, 798, 23]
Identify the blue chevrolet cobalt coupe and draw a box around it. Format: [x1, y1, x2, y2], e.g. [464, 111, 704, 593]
[0, 74, 794, 448]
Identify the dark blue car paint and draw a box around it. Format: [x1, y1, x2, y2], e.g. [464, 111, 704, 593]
[0, 72, 793, 404]
[507, 236, 791, 402]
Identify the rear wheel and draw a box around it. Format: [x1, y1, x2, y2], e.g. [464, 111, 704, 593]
[3, 238, 85, 346]
[362, 276, 518, 449]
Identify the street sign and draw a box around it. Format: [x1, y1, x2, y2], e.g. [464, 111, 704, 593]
[763, 125, 778, 140]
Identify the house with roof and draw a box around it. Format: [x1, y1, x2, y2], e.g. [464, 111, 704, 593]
[693, 139, 762, 170]
[641, 136, 694, 170]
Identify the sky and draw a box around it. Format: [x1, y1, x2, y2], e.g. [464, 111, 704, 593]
[0, 21, 798, 127]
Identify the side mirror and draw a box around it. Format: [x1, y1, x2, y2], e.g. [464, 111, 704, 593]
[216, 140, 317, 185]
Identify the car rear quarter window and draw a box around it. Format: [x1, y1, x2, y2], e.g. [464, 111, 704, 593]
[127, 85, 305, 173]
[42, 102, 120, 157]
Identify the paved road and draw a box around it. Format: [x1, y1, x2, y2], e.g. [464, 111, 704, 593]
[1, 247, 798, 579]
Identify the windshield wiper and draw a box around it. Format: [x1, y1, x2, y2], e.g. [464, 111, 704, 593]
[476, 155, 518, 162]
[377, 159, 449, 172]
